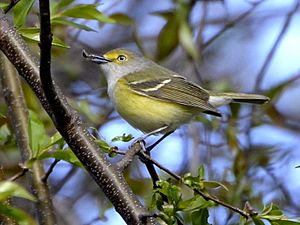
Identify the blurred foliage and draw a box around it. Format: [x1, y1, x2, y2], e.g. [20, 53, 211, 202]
[151, 179, 214, 225]
[25, 111, 81, 168]
[0, 181, 37, 225]
[0, 0, 300, 224]
[154, 0, 199, 60]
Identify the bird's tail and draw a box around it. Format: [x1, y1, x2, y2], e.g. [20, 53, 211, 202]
[208, 92, 270, 107]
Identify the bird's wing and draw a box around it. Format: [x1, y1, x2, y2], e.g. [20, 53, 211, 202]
[124, 71, 221, 117]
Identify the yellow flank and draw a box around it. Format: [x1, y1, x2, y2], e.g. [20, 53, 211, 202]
[113, 78, 199, 133]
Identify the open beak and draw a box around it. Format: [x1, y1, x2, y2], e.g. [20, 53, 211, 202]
[82, 50, 111, 64]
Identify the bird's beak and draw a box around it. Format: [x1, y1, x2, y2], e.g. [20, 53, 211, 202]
[82, 50, 111, 64]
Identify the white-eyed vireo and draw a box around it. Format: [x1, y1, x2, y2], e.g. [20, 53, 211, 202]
[83, 48, 269, 135]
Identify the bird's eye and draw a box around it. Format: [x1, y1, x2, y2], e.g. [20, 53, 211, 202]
[117, 55, 127, 62]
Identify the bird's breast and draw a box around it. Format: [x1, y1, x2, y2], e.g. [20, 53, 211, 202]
[111, 79, 199, 133]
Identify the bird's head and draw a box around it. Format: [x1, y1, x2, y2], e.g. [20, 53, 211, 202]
[83, 48, 150, 79]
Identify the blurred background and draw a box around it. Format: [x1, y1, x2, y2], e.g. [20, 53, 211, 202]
[1, 0, 300, 224]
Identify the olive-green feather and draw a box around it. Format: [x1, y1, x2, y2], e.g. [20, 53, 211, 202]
[125, 71, 221, 117]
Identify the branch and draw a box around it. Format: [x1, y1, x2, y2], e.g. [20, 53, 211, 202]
[0, 8, 157, 225]
[116, 141, 161, 188]
[116, 142, 141, 171]
[42, 159, 61, 182]
[9, 167, 28, 182]
[0, 55, 56, 225]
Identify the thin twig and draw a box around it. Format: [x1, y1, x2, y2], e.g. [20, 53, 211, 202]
[254, 0, 300, 91]
[42, 159, 61, 182]
[202, 0, 265, 51]
[193, 189, 249, 218]
[138, 151, 181, 180]
[138, 143, 160, 188]
[9, 167, 29, 182]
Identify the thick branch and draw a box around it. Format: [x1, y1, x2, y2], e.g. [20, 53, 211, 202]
[0, 9, 157, 225]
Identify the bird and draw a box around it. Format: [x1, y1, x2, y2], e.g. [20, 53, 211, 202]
[83, 48, 269, 147]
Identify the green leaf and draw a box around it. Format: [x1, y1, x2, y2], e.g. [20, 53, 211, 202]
[179, 21, 199, 59]
[95, 139, 113, 153]
[47, 132, 64, 149]
[51, 18, 96, 31]
[157, 211, 175, 225]
[26, 132, 63, 167]
[28, 110, 50, 157]
[252, 217, 265, 225]
[260, 203, 276, 215]
[203, 181, 228, 191]
[53, 36, 70, 48]
[198, 165, 205, 179]
[58, 4, 115, 23]
[0, 114, 7, 127]
[191, 208, 211, 225]
[56, 0, 75, 9]
[111, 134, 134, 142]
[19, 27, 70, 48]
[155, 180, 182, 205]
[266, 75, 298, 100]
[239, 215, 248, 225]
[0, 3, 9, 9]
[183, 166, 228, 193]
[0, 203, 37, 225]
[0, 181, 36, 202]
[52, 0, 75, 14]
[270, 220, 300, 225]
[256, 203, 300, 225]
[151, 192, 164, 210]
[39, 149, 83, 168]
[156, 17, 179, 60]
[152, 10, 174, 20]
[12, 0, 35, 28]
[178, 195, 212, 211]
[183, 172, 203, 190]
[109, 13, 134, 25]
[0, 123, 11, 145]
[174, 213, 185, 224]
